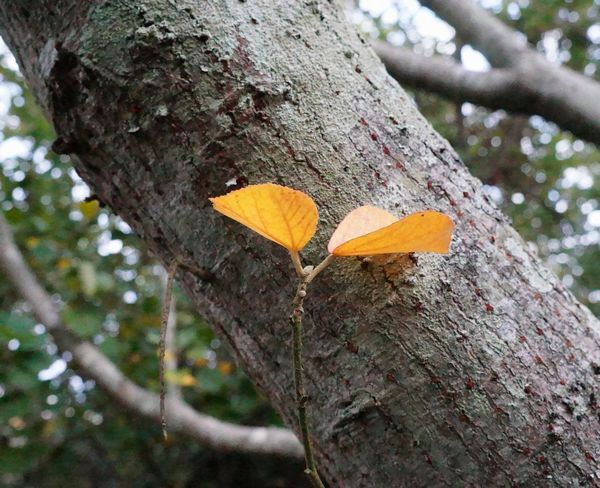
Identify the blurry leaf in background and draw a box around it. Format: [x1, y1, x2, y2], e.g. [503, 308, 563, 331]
[78, 261, 97, 297]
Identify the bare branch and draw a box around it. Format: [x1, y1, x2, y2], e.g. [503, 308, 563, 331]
[418, 0, 527, 67]
[375, 0, 600, 144]
[0, 211, 303, 459]
[374, 43, 518, 110]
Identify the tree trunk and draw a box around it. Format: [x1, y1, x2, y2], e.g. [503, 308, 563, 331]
[2, 1, 599, 485]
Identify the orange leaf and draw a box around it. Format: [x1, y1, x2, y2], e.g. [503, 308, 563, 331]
[209, 183, 318, 251]
[328, 206, 454, 256]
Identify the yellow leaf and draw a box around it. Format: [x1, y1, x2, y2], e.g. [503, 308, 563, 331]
[79, 200, 100, 220]
[165, 371, 197, 387]
[26, 237, 40, 248]
[210, 183, 318, 251]
[56, 257, 71, 270]
[328, 206, 454, 256]
[327, 206, 397, 253]
[194, 357, 208, 368]
[178, 374, 197, 387]
[217, 361, 233, 375]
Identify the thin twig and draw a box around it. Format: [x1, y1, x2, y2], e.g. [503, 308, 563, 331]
[163, 269, 181, 401]
[160, 260, 179, 440]
[289, 254, 334, 488]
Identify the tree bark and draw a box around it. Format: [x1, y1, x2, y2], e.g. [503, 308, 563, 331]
[1, 1, 599, 486]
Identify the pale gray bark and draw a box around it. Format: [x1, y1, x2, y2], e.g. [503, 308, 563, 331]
[1, 1, 599, 486]
[0, 211, 303, 458]
[376, 0, 600, 144]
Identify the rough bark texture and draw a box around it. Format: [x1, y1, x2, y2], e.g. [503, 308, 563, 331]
[2, 1, 600, 486]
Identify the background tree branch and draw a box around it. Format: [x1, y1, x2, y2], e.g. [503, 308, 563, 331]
[0, 211, 303, 459]
[375, 0, 600, 144]
[374, 43, 519, 110]
[419, 0, 528, 67]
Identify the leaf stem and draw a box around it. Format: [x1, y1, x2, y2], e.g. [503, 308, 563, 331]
[290, 250, 306, 277]
[159, 260, 179, 440]
[306, 254, 335, 283]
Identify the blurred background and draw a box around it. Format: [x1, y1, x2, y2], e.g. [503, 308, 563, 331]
[0, 0, 598, 486]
